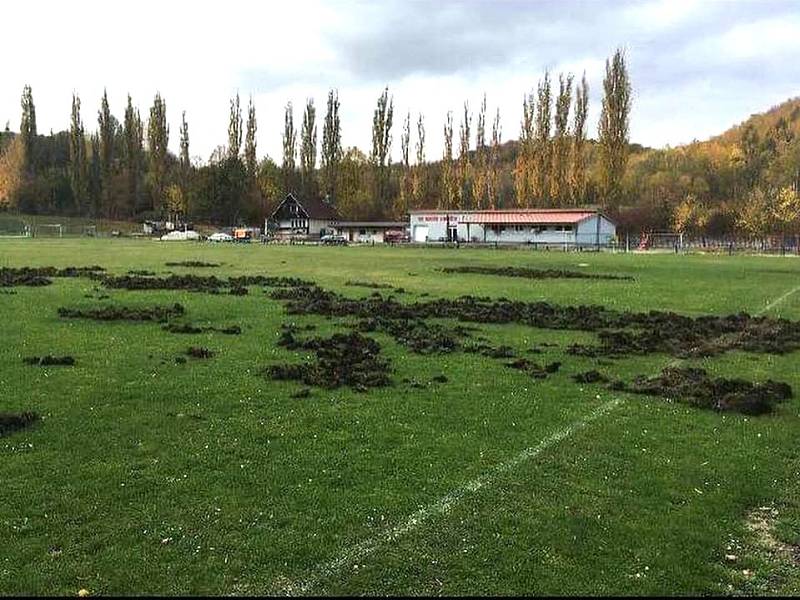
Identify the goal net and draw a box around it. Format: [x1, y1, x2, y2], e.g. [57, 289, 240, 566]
[636, 231, 683, 251]
[34, 223, 64, 238]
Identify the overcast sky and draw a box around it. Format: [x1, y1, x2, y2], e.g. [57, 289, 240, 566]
[2, 0, 799, 163]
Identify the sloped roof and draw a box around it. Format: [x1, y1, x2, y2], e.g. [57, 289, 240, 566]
[333, 221, 407, 228]
[271, 193, 339, 220]
[299, 196, 339, 220]
[460, 210, 597, 225]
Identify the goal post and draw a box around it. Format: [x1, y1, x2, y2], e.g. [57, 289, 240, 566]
[34, 223, 64, 238]
[637, 231, 683, 252]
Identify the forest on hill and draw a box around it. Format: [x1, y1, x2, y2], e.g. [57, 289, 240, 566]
[1, 49, 799, 239]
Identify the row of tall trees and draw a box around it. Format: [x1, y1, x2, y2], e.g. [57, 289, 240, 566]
[21, 50, 794, 238]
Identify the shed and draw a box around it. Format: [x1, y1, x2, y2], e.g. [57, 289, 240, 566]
[331, 221, 408, 243]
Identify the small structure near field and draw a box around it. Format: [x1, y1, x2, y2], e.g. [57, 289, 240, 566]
[331, 221, 408, 243]
[268, 193, 338, 240]
[409, 208, 616, 247]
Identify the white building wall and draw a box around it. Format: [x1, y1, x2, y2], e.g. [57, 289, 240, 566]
[409, 212, 616, 245]
[334, 226, 386, 243]
[575, 216, 616, 246]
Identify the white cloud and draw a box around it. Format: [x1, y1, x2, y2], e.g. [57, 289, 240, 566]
[0, 0, 797, 163]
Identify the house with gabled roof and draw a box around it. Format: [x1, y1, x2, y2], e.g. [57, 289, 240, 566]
[267, 193, 339, 239]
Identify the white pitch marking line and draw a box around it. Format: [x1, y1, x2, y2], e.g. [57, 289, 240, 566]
[278, 398, 622, 596]
[275, 282, 800, 596]
[756, 284, 800, 316]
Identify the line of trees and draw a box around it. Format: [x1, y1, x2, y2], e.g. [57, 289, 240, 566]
[10, 48, 797, 240]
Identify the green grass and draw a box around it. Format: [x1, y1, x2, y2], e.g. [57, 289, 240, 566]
[1, 239, 799, 595]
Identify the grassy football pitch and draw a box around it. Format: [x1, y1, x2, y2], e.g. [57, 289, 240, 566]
[1, 239, 798, 595]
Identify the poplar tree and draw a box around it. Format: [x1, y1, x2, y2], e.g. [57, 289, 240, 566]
[244, 97, 257, 178]
[598, 48, 632, 210]
[440, 111, 455, 209]
[179, 111, 191, 194]
[282, 102, 297, 192]
[20, 85, 37, 174]
[489, 108, 502, 208]
[228, 93, 242, 160]
[370, 87, 393, 215]
[395, 112, 412, 215]
[569, 73, 589, 205]
[69, 93, 88, 214]
[551, 73, 573, 206]
[515, 93, 535, 207]
[412, 113, 426, 208]
[300, 98, 317, 197]
[533, 72, 552, 204]
[321, 89, 342, 202]
[147, 93, 169, 213]
[98, 89, 115, 216]
[457, 102, 472, 209]
[123, 95, 144, 216]
[472, 94, 488, 209]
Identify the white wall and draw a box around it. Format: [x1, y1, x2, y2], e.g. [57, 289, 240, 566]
[409, 212, 616, 245]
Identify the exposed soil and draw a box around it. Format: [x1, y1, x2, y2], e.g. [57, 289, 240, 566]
[441, 265, 634, 281]
[271, 285, 800, 358]
[345, 280, 394, 290]
[267, 331, 391, 391]
[506, 358, 561, 379]
[23, 355, 75, 366]
[356, 317, 468, 354]
[164, 261, 221, 267]
[615, 367, 793, 415]
[128, 270, 156, 276]
[186, 346, 214, 359]
[0, 411, 39, 436]
[0, 266, 105, 287]
[572, 370, 609, 384]
[161, 323, 241, 335]
[100, 273, 313, 294]
[58, 303, 185, 322]
[464, 341, 517, 358]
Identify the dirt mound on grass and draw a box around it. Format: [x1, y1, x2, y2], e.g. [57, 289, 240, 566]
[0, 266, 106, 287]
[186, 346, 214, 359]
[164, 261, 220, 267]
[506, 358, 561, 379]
[100, 274, 313, 294]
[356, 317, 467, 354]
[268, 331, 391, 391]
[345, 280, 394, 290]
[442, 265, 635, 281]
[161, 322, 241, 335]
[0, 411, 39, 436]
[573, 370, 609, 384]
[271, 284, 800, 358]
[463, 341, 517, 358]
[23, 355, 75, 366]
[58, 303, 185, 322]
[615, 367, 792, 415]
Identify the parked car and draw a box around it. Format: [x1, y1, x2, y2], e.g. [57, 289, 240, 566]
[160, 230, 200, 241]
[384, 229, 410, 243]
[320, 234, 348, 246]
[208, 232, 233, 243]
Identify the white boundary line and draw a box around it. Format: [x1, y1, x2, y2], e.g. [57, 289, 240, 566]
[273, 282, 800, 596]
[277, 398, 622, 595]
[756, 284, 800, 316]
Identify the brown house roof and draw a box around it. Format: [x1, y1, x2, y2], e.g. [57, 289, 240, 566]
[271, 193, 339, 221]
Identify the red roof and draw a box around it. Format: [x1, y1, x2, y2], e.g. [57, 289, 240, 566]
[459, 210, 596, 224]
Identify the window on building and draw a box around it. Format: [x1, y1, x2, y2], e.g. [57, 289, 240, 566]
[359, 228, 366, 235]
